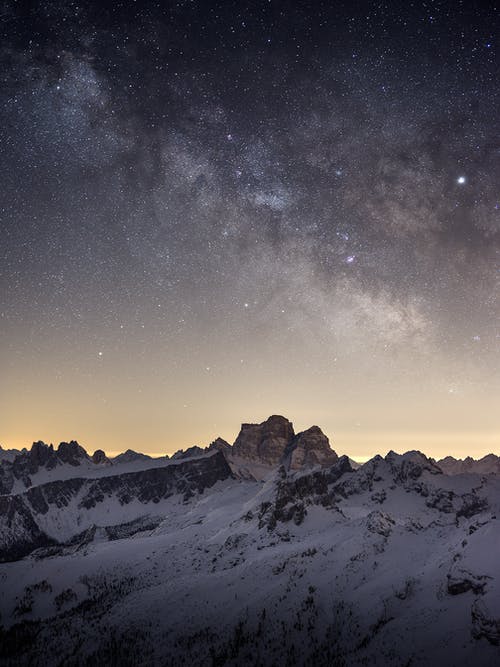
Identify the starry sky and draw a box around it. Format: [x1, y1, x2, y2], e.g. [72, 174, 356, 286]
[1, 1, 499, 460]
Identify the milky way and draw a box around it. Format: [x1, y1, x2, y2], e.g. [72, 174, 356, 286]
[1, 1, 499, 457]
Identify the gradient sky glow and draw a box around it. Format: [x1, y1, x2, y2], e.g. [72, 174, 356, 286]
[1, 1, 499, 460]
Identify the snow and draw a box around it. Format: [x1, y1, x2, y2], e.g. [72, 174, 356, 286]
[1, 450, 500, 665]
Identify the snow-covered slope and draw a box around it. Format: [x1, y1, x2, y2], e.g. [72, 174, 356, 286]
[1, 421, 499, 666]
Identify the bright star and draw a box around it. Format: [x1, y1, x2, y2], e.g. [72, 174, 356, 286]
[457, 176, 466, 184]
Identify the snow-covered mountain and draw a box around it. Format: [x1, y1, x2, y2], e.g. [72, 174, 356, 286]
[0, 440, 174, 496]
[1, 416, 499, 666]
[437, 454, 500, 476]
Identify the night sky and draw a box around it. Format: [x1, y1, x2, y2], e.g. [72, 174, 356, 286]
[1, 1, 499, 459]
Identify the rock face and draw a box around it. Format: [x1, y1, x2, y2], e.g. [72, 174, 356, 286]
[258, 455, 354, 529]
[92, 450, 111, 465]
[287, 426, 338, 471]
[207, 437, 232, 455]
[231, 416, 339, 471]
[232, 415, 295, 465]
[57, 441, 90, 466]
[25, 441, 58, 472]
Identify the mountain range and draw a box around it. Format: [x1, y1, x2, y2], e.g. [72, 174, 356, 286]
[0, 415, 499, 666]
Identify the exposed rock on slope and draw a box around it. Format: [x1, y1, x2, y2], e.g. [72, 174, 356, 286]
[385, 450, 442, 481]
[0, 451, 233, 562]
[171, 445, 206, 460]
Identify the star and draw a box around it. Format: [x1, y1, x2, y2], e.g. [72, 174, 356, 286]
[1, 0, 497, 469]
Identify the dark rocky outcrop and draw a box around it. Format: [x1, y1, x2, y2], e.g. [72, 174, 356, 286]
[92, 450, 111, 465]
[0, 441, 93, 494]
[447, 569, 489, 596]
[472, 600, 500, 645]
[57, 441, 90, 466]
[456, 493, 489, 519]
[258, 456, 354, 529]
[0, 494, 56, 561]
[385, 450, 442, 482]
[366, 511, 395, 538]
[7, 442, 60, 492]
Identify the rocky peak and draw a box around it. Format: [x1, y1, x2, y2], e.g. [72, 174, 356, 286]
[230, 416, 340, 472]
[437, 456, 464, 475]
[92, 450, 111, 465]
[57, 441, 90, 466]
[28, 442, 57, 472]
[287, 426, 338, 471]
[113, 449, 152, 464]
[0, 445, 23, 463]
[172, 445, 206, 460]
[385, 450, 442, 481]
[232, 415, 295, 466]
[207, 437, 231, 454]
